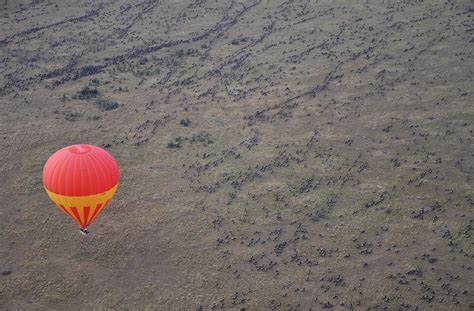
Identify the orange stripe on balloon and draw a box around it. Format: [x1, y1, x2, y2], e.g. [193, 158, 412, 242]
[70, 207, 84, 228]
[59, 204, 76, 222]
[83, 206, 91, 227]
[88, 202, 105, 225]
[61, 205, 82, 226]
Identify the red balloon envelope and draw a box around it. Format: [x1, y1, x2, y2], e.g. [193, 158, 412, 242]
[42, 144, 119, 231]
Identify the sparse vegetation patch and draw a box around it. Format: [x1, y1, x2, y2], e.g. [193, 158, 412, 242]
[95, 98, 119, 111]
[191, 131, 213, 145]
[76, 86, 99, 100]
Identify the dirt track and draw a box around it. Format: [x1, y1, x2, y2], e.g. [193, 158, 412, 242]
[1, 0, 473, 309]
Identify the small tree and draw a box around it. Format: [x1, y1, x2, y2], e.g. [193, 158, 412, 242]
[180, 118, 191, 127]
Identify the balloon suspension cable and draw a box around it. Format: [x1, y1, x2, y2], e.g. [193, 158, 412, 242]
[80, 227, 90, 236]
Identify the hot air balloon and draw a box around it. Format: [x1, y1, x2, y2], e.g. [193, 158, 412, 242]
[42, 144, 119, 234]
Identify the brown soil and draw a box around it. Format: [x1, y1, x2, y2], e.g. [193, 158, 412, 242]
[1, 0, 473, 309]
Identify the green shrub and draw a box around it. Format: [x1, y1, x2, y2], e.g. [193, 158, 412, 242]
[95, 98, 119, 111]
[180, 118, 191, 127]
[77, 86, 99, 100]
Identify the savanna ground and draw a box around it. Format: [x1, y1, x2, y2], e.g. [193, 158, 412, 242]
[0, 0, 473, 309]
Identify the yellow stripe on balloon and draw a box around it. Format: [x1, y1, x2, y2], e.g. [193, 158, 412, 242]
[45, 184, 118, 227]
[45, 185, 118, 206]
